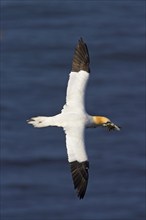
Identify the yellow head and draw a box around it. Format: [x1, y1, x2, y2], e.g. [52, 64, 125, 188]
[93, 116, 120, 131]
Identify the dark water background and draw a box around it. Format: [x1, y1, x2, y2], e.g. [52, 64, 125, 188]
[1, 1, 145, 220]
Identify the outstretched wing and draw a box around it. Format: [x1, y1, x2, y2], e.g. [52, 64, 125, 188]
[63, 38, 90, 113]
[64, 124, 89, 199]
[72, 37, 90, 73]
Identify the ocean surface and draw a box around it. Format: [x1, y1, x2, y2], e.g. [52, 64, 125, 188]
[1, 1, 145, 220]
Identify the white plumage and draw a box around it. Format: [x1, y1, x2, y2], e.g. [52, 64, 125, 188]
[27, 38, 120, 199]
[63, 70, 89, 113]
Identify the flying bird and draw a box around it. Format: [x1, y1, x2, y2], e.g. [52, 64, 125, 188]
[27, 38, 120, 199]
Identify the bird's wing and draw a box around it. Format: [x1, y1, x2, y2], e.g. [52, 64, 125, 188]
[62, 38, 90, 113]
[64, 124, 89, 199]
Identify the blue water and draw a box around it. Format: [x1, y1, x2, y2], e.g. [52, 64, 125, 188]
[1, 1, 145, 220]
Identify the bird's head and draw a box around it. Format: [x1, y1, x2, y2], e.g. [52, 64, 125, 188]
[93, 116, 120, 131]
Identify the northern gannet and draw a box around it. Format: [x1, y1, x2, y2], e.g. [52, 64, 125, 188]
[27, 38, 120, 199]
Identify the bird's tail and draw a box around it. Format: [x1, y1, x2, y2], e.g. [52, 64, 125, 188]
[27, 116, 58, 128]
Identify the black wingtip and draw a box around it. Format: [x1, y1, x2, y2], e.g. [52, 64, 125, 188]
[70, 160, 89, 199]
[72, 38, 90, 73]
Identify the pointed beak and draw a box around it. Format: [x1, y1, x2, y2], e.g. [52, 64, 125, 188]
[111, 123, 121, 131]
[104, 122, 121, 131]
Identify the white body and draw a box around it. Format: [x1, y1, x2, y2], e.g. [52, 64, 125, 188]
[27, 38, 120, 199]
[29, 70, 93, 163]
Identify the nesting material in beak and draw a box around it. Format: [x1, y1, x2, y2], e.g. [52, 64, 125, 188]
[104, 122, 121, 131]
